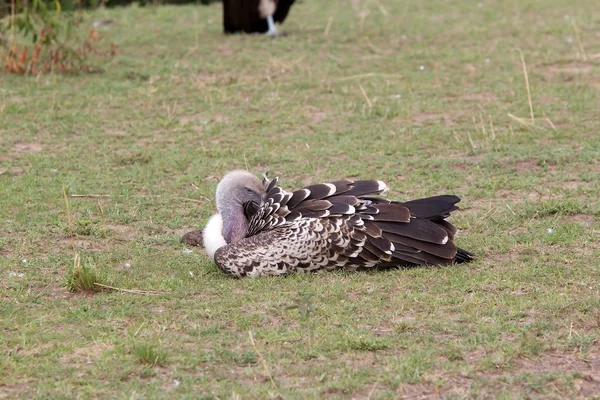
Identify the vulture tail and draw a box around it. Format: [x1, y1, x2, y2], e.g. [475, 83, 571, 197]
[454, 247, 475, 264]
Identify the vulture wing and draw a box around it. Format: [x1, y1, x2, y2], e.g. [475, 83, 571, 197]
[214, 176, 473, 277]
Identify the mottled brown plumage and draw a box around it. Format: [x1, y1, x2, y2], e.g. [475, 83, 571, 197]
[204, 171, 474, 278]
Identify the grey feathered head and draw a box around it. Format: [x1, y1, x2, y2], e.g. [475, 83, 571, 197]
[216, 170, 266, 215]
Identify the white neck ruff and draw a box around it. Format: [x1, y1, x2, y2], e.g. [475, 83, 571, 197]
[202, 214, 227, 260]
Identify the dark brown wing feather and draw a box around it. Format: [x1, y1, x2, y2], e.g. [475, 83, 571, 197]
[343, 180, 387, 197]
[363, 220, 382, 237]
[384, 232, 458, 260]
[303, 184, 337, 200]
[293, 199, 333, 214]
[366, 236, 394, 257]
[377, 219, 450, 245]
[287, 188, 310, 208]
[243, 176, 473, 274]
[363, 204, 411, 223]
[436, 220, 457, 240]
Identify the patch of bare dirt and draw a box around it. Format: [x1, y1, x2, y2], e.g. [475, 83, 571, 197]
[0, 166, 24, 176]
[464, 63, 478, 77]
[547, 64, 593, 75]
[444, 152, 487, 163]
[105, 224, 137, 240]
[239, 304, 290, 329]
[217, 44, 235, 57]
[60, 342, 114, 371]
[103, 128, 127, 137]
[178, 112, 207, 124]
[150, 306, 166, 314]
[196, 70, 218, 83]
[542, 62, 595, 80]
[11, 142, 42, 154]
[461, 91, 499, 103]
[179, 112, 227, 125]
[431, 350, 600, 398]
[476, 189, 543, 205]
[213, 113, 227, 123]
[0, 383, 33, 399]
[308, 108, 327, 125]
[513, 159, 539, 172]
[56, 224, 137, 252]
[537, 94, 565, 106]
[515, 352, 600, 397]
[7, 96, 26, 104]
[411, 111, 465, 127]
[59, 237, 104, 253]
[40, 284, 71, 300]
[0, 247, 14, 256]
[562, 180, 582, 190]
[12, 342, 56, 358]
[442, 90, 498, 104]
[562, 214, 597, 227]
[285, 167, 337, 187]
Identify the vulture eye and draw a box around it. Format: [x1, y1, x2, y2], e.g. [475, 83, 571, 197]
[245, 188, 254, 196]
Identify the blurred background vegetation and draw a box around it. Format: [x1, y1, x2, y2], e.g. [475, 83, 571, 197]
[0, 0, 220, 18]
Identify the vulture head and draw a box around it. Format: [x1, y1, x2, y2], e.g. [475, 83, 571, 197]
[215, 170, 265, 216]
[202, 170, 266, 259]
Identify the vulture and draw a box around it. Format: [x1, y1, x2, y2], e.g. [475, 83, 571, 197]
[223, 0, 296, 35]
[194, 170, 474, 278]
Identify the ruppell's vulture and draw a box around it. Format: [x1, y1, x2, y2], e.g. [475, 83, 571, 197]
[223, 0, 296, 35]
[194, 170, 474, 277]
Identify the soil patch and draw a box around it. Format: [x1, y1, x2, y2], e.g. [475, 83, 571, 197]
[412, 112, 464, 127]
[542, 62, 595, 80]
[308, 108, 327, 125]
[11, 142, 43, 154]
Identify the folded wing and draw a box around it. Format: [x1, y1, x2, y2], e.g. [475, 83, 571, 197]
[215, 176, 473, 277]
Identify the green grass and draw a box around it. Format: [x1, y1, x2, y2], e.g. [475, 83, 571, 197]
[64, 253, 107, 293]
[1, 0, 600, 398]
[133, 343, 168, 366]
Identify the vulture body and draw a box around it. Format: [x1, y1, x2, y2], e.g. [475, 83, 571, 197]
[223, 0, 296, 35]
[200, 171, 474, 278]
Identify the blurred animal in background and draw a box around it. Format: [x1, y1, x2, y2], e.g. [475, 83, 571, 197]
[223, 0, 296, 35]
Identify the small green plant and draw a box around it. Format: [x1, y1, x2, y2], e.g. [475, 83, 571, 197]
[444, 345, 464, 362]
[341, 333, 391, 351]
[522, 199, 588, 219]
[133, 343, 167, 366]
[518, 331, 545, 358]
[395, 321, 417, 334]
[73, 217, 109, 238]
[233, 350, 258, 366]
[542, 223, 585, 245]
[286, 293, 317, 354]
[395, 351, 433, 384]
[64, 252, 105, 293]
[138, 366, 157, 378]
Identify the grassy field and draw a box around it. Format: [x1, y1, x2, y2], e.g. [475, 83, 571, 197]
[1, 0, 600, 398]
